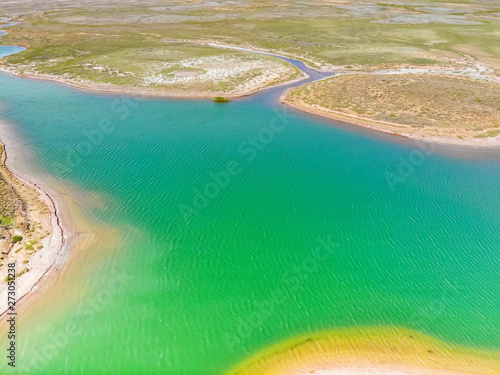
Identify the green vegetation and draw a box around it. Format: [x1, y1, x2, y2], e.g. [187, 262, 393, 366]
[12, 235, 22, 243]
[4, 1, 500, 72]
[1, 15, 299, 95]
[0, 157, 23, 227]
[16, 269, 28, 278]
[474, 129, 500, 138]
[213, 96, 230, 103]
[0, 215, 12, 226]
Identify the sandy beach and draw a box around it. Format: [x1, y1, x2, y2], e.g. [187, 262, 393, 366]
[281, 93, 500, 148]
[0, 126, 73, 317]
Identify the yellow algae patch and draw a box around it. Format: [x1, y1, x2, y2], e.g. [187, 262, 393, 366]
[228, 327, 500, 375]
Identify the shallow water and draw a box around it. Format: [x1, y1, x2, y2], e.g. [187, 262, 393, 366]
[0, 45, 25, 58]
[0, 68, 499, 374]
[0, 21, 25, 57]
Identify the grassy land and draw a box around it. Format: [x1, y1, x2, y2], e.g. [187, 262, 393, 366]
[286, 74, 500, 140]
[0, 12, 301, 96]
[3, 0, 500, 72]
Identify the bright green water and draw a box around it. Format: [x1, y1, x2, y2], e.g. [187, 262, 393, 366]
[0, 72, 499, 374]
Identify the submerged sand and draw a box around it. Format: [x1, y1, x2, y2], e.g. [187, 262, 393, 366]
[228, 327, 500, 375]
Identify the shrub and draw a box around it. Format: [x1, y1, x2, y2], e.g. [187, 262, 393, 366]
[12, 235, 23, 243]
[0, 216, 12, 226]
[213, 96, 230, 103]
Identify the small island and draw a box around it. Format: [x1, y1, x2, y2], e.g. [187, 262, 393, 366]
[213, 96, 231, 103]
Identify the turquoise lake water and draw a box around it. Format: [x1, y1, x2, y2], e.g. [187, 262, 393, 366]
[0, 44, 25, 58]
[0, 22, 25, 58]
[0, 69, 499, 374]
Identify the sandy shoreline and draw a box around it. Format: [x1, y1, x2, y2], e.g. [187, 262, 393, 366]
[0, 130, 73, 317]
[281, 93, 500, 149]
[0, 18, 75, 318]
[299, 366, 465, 375]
